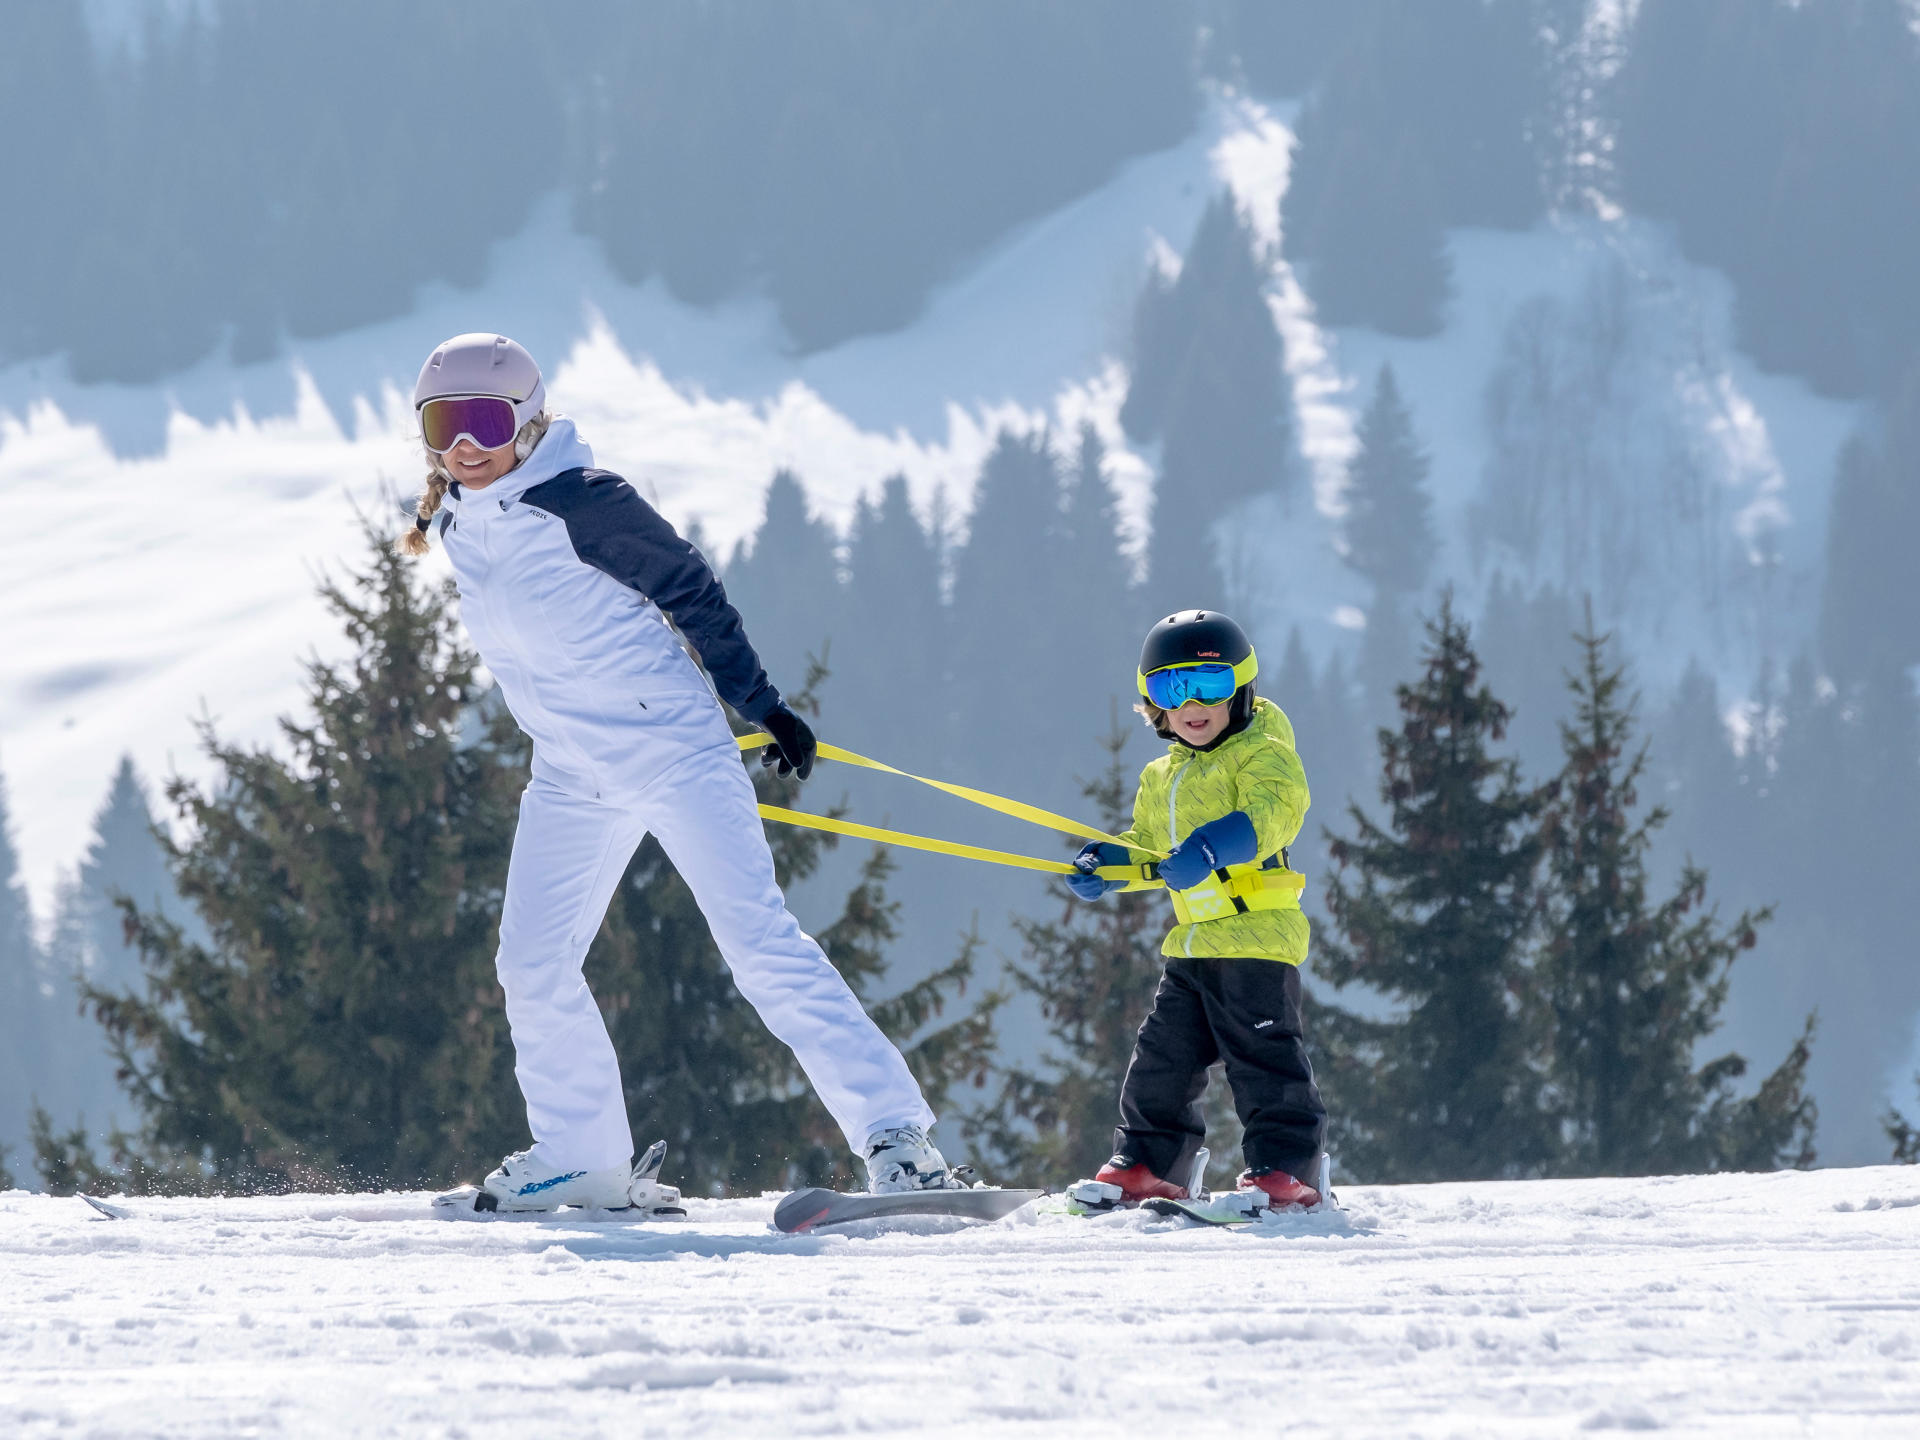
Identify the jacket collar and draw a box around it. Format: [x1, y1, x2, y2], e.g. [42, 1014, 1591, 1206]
[446, 416, 596, 511]
[1168, 696, 1282, 760]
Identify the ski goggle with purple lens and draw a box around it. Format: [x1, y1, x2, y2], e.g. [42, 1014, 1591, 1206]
[1141, 663, 1241, 710]
[419, 395, 522, 454]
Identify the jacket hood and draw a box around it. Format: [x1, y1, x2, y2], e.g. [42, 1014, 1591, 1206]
[446, 416, 596, 509]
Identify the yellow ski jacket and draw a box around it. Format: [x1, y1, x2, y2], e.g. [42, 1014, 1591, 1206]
[1115, 697, 1311, 965]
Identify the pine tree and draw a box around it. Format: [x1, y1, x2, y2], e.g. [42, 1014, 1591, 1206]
[1648, 661, 1746, 881]
[76, 759, 180, 995]
[32, 761, 185, 1145]
[1343, 365, 1435, 601]
[0, 761, 48, 1168]
[1314, 600, 1557, 1182]
[1123, 196, 1295, 609]
[839, 476, 946, 756]
[1819, 364, 1920, 683]
[1889, 1082, 1920, 1164]
[67, 526, 532, 1192]
[1542, 621, 1815, 1176]
[722, 470, 845, 694]
[947, 431, 1068, 797]
[1343, 364, 1436, 713]
[1057, 426, 1142, 740]
[970, 719, 1169, 1185]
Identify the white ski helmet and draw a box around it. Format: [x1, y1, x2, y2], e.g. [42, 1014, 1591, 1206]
[413, 333, 545, 442]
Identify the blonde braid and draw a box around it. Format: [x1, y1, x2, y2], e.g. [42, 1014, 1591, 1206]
[396, 411, 550, 557]
[398, 465, 450, 557]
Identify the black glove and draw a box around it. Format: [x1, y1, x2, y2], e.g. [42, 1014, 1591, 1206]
[759, 702, 817, 781]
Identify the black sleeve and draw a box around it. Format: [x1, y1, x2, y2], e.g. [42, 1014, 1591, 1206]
[526, 468, 781, 722]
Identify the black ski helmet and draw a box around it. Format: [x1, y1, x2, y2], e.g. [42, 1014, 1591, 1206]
[1136, 609, 1259, 735]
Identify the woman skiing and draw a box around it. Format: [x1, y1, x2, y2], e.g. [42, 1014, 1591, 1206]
[1066, 610, 1328, 1211]
[400, 333, 960, 1210]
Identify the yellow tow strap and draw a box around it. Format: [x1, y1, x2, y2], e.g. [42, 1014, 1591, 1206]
[736, 734, 1167, 892]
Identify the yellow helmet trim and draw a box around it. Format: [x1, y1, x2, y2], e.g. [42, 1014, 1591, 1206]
[1135, 648, 1259, 699]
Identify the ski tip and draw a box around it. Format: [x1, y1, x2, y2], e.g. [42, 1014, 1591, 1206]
[80, 1194, 131, 1221]
[634, 1138, 668, 1181]
[771, 1187, 837, 1234]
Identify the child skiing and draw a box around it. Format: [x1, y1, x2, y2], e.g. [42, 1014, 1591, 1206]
[399, 333, 963, 1210]
[1066, 609, 1328, 1212]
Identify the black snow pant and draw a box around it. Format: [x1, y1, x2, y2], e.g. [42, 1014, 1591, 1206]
[1112, 956, 1327, 1186]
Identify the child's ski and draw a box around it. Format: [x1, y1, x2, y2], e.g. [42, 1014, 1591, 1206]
[1060, 1153, 1339, 1226]
[773, 1186, 1043, 1233]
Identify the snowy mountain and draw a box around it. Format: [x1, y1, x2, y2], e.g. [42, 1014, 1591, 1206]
[5, 1166, 1918, 1434]
[2, 82, 1901, 1159]
[0, 89, 1856, 908]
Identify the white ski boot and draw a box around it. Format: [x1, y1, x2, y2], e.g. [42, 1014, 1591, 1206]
[862, 1124, 968, 1193]
[478, 1148, 632, 1212]
[434, 1139, 686, 1216]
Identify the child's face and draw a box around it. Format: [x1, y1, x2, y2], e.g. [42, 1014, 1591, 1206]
[1169, 699, 1231, 747]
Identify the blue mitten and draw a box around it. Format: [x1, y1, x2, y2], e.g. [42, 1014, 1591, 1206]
[1066, 842, 1133, 901]
[1158, 811, 1259, 891]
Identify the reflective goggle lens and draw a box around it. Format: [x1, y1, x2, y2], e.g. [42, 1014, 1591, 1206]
[420, 395, 519, 453]
[1143, 663, 1239, 710]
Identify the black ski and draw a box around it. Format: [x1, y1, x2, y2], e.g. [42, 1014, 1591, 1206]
[773, 1186, 1043, 1233]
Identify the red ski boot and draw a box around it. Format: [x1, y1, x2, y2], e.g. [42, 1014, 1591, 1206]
[1236, 1166, 1321, 1211]
[1094, 1161, 1189, 1203]
[1067, 1157, 1188, 1211]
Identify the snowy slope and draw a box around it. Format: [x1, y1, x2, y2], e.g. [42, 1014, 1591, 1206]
[5, 1166, 1919, 1436]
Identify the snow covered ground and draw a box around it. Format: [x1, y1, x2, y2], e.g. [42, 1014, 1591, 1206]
[5, 1166, 1918, 1437]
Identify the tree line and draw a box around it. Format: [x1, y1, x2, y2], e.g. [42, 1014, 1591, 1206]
[4, 526, 1857, 1196]
[11, 156, 1920, 1187]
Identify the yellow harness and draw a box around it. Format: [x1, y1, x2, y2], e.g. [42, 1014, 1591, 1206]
[736, 733, 1304, 920]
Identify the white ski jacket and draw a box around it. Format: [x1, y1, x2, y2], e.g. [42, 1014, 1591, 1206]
[438, 418, 781, 799]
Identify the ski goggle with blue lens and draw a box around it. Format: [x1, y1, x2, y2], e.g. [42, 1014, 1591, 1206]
[1139, 656, 1255, 710]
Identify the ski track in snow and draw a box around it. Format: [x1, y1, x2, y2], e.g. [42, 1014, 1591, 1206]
[4, 1168, 1919, 1437]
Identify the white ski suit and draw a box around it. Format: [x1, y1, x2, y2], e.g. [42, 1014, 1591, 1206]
[438, 418, 934, 1171]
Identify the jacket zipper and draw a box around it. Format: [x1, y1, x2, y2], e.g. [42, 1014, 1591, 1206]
[1167, 758, 1187, 848]
[1168, 759, 1203, 955]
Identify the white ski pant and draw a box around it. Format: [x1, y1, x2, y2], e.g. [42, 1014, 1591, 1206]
[495, 746, 936, 1172]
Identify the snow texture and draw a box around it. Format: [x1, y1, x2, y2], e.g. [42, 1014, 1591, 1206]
[5, 1167, 1919, 1436]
